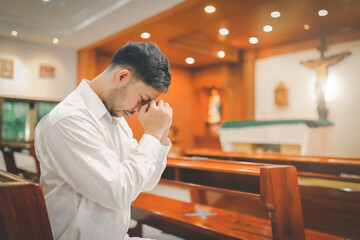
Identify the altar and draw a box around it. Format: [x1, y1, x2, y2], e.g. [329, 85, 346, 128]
[218, 119, 333, 155]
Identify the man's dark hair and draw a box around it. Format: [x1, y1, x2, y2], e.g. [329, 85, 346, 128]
[109, 41, 171, 93]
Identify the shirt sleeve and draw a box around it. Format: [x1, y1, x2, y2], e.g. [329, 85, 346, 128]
[43, 115, 170, 211]
[139, 135, 171, 192]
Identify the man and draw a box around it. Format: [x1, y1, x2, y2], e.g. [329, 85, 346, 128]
[35, 41, 172, 240]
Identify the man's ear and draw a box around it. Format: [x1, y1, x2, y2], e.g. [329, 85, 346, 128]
[115, 69, 130, 86]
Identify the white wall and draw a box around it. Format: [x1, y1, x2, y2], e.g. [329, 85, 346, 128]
[255, 39, 360, 158]
[0, 36, 77, 101]
[0, 36, 77, 172]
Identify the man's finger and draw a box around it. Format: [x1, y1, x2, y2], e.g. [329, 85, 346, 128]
[149, 100, 157, 108]
[157, 100, 164, 108]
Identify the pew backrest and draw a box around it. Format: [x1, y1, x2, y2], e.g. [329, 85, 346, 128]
[299, 184, 360, 238]
[183, 148, 360, 177]
[0, 170, 53, 240]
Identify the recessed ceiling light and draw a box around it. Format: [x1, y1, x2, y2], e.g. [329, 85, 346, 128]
[219, 28, 229, 36]
[304, 24, 310, 30]
[185, 57, 195, 65]
[140, 32, 151, 39]
[53, 38, 59, 44]
[263, 25, 273, 32]
[42, 0, 50, 2]
[204, 5, 216, 13]
[318, 9, 328, 17]
[271, 11, 281, 18]
[249, 37, 258, 44]
[217, 51, 225, 58]
[11, 30, 18, 36]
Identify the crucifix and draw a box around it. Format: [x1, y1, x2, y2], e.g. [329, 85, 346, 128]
[300, 38, 350, 119]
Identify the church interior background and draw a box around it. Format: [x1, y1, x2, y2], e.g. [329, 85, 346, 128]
[1, 1, 360, 239]
[0, 0, 359, 164]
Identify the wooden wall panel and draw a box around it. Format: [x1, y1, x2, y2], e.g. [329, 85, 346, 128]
[161, 67, 195, 148]
[96, 52, 112, 74]
[77, 48, 97, 85]
[192, 65, 228, 137]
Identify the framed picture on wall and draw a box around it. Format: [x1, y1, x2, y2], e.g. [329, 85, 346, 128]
[40, 65, 55, 78]
[0, 59, 14, 79]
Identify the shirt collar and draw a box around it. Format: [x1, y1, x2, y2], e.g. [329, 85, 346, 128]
[76, 79, 110, 120]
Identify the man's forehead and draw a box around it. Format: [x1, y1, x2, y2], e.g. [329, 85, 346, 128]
[130, 78, 162, 99]
[143, 84, 162, 97]
[147, 91, 162, 101]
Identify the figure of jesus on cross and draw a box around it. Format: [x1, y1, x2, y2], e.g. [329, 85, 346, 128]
[300, 38, 350, 119]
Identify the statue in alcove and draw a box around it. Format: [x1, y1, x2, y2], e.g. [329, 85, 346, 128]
[207, 88, 222, 135]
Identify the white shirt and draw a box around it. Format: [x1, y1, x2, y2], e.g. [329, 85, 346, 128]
[35, 80, 171, 240]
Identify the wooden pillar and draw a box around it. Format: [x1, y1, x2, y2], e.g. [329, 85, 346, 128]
[77, 48, 98, 85]
[225, 63, 242, 120]
[240, 50, 256, 119]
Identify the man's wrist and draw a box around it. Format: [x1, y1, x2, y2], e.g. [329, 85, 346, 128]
[160, 130, 169, 145]
[144, 130, 163, 142]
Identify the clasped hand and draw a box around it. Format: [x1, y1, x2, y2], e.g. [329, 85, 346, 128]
[138, 100, 172, 142]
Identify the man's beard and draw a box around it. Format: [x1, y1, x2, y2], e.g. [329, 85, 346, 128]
[108, 109, 117, 117]
[103, 83, 129, 117]
[103, 99, 117, 117]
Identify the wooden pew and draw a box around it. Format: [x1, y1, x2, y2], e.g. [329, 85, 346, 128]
[300, 184, 360, 238]
[183, 148, 360, 179]
[0, 170, 53, 240]
[132, 157, 341, 240]
[0, 141, 40, 182]
[161, 157, 360, 239]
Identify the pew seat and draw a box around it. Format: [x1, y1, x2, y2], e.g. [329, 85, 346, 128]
[132, 192, 342, 240]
